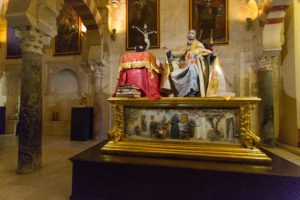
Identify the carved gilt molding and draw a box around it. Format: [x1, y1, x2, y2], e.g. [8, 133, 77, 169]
[108, 104, 123, 142]
[240, 104, 261, 149]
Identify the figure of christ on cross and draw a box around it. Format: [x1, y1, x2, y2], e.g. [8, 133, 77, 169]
[132, 24, 157, 51]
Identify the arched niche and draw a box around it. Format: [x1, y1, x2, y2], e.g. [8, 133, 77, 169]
[44, 69, 82, 136]
[49, 69, 81, 96]
[48, 68, 81, 119]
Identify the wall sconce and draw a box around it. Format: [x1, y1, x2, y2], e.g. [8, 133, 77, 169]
[245, 0, 258, 31]
[111, 0, 120, 8]
[81, 22, 87, 35]
[246, 17, 253, 31]
[110, 28, 116, 40]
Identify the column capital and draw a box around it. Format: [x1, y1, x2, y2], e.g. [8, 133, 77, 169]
[88, 44, 107, 79]
[89, 61, 106, 79]
[258, 55, 279, 70]
[15, 27, 52, 55]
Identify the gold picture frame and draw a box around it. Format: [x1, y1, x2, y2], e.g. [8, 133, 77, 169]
[126, 0, 160, 50]
[102, 97, 271, 164]
[189, 0, 229, 44]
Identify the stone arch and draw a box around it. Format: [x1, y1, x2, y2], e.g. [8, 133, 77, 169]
[262, 0, 292, 51]
[65, 0, 103, 35]
[257, 0, 293, 146]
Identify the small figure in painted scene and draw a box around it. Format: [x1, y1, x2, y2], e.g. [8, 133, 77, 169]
[132, 24, 157, 51]
[141, 115, 147, 132]
[170, 114, 180, 139]
[134, 126, 141, 136]
[149, 115, 158, 137]
[156, 116, 169, 139]
[178, 114, 194, 139]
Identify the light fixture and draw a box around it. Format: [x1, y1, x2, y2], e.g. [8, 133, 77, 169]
[246, 18, 253, 31]
[245, 0, 258, 31]
[81, 22, 87, 34]
[110, 28, 116, 40]
[111, 0, 120, 8]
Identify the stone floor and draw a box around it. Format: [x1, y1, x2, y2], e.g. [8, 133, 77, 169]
[1, 134, 300, 200]
[0, 134, 99, 200]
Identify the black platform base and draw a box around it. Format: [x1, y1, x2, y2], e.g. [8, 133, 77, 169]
[70, 141, 300, 200]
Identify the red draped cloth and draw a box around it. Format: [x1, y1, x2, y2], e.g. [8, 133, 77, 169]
[113, 52, 162, 100]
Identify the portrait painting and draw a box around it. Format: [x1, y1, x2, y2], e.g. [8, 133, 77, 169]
[7, 26, 21, 58]
[54, 5, 81, 55]
[189, 0, 228, 44]
[126, 0, 160, 50]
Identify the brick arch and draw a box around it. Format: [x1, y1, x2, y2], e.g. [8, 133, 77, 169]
[65, 0, 102, 31]
[262, 0, 292, 51]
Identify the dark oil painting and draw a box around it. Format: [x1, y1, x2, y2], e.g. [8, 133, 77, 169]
[55, 5, 81, 55]
[126, 0, 160, 50]
[189, 0, 228, 44]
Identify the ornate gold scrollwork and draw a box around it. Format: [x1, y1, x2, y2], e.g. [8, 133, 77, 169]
[108, 105, 124, 142]
[240, 104, 261, 149]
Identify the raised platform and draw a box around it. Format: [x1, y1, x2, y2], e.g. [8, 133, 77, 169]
[70, 141, 300, 200]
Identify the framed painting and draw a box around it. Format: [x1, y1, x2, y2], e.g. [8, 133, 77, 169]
[102, 97, 272, 164]
[7, 26, 21, 58]
[54, 5, 81, 55]
[189, 0, 228, 44]
[126, 0, 160, 50]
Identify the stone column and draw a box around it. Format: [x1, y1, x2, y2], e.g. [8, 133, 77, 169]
[16, 27, 51, 173]
[89, 61, 106, 140]
[258, 55, 280, 147]
[6, 0, 61, 173]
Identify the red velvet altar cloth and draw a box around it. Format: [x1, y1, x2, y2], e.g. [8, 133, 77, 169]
[114, 52, 162, 100]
